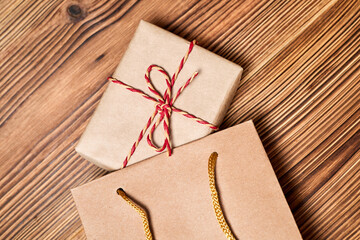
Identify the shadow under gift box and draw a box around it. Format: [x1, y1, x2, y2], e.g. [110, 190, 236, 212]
[71, 121, 303, 239]
[75, 20, 243, 171]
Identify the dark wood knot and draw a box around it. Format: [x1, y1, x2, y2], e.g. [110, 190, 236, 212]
[67, 4, 84, 21]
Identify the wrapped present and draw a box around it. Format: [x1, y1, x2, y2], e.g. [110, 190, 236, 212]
[72, 121, 302, 239]
[75, 20, 243, 171]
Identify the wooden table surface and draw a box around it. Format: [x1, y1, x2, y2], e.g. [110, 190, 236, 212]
[1, 0, 359, 239]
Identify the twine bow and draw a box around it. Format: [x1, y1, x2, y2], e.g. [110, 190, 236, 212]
[108, 40, 218, 168]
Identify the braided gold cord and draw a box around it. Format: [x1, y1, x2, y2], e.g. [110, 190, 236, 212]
[117, 189, 153, 240]
[208, 152, 236, 240]
[117, 152, 236, 239]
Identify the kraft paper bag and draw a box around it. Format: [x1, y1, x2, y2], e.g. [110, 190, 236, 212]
[75, 20, 243, 171]
[72, 121, 302, 239]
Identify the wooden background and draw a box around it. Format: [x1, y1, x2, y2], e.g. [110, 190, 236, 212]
[0, 0, 359, 239]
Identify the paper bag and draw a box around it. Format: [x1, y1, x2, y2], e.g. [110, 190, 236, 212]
[72, 121, 302, 239]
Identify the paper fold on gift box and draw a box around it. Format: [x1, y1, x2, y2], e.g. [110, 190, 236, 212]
[72, 121, 303, 239]
[75, 20, 243, 170]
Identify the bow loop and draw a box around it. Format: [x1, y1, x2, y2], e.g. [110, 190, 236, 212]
[145, 65, 171, 103]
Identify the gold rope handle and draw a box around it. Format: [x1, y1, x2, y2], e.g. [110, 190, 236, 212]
[116, 188, 153, 240]
[117, 152, 236, 239]
[208, 152, 236, 240]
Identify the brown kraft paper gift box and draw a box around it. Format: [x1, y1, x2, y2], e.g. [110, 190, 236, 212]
[75, 20, 243, 171]
[71, 121, 303, 240]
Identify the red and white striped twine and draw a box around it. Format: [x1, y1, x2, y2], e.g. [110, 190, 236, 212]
[108, 40, 219, 168]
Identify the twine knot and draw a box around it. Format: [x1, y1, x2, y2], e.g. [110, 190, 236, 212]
[109, 40, 219, 168]
[155, 102, 172, 115]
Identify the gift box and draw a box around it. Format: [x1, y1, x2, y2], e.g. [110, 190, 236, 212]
[75, 20, 243, 171]
[72, 121, 302, 239]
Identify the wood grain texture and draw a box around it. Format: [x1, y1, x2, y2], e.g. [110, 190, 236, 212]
[0, 0, 359, 239]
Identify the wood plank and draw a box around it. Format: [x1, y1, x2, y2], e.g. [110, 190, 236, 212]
[0, 0, 359, 239]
